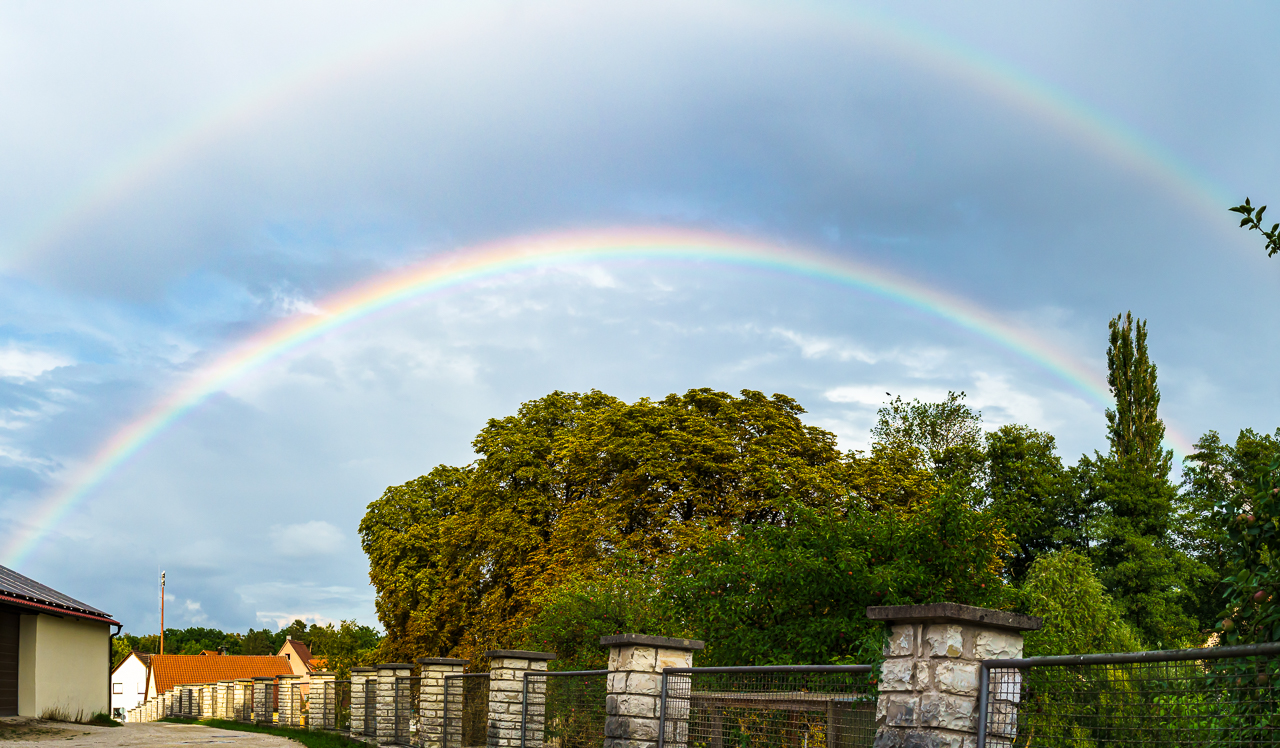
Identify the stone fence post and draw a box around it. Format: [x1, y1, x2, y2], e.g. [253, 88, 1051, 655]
[867, 603, 1041, 748]
[201, 684, 212, 717]
[233, 680, 251, 721]
[311, 671, 336, 729]
[351, 667, 376, 738]
[376, 663, 414, 745]
[417, 658, 467, 748]
[253, 677, 274, 724]
[484, 650, 555, 748]
[601, 634, 705, 748]
[279, 675, 302, 726]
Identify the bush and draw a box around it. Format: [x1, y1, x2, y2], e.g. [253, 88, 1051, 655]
[1020, 549, 1143, 656]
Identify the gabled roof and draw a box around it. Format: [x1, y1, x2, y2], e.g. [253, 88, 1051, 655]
[149, 654, 292, 695]
[280, 639, 312, 662]
[136, 652, 153, 667]
[0, 563, 115, 623]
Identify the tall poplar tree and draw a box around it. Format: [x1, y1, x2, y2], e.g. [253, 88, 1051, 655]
[1105, 312, 1172, 478]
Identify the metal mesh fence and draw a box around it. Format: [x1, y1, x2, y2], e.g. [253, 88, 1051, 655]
[314, 679, 350, 731]
[979, 642, 1280, 747]
[396, 675, 423, 745]
[446, 673, 491, 748]
[523, 670, 608, 748]
[661, 666, 878, 748]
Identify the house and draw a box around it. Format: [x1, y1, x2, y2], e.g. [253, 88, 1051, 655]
[277, 637, 313, 676]
[145, 654, 293, 700]
[0, 564, 119, 718]
[109, 652, 150, 720]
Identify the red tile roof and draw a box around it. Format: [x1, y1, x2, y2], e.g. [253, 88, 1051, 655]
[281, 639, 312, 662]
[150, 654, 292, 695]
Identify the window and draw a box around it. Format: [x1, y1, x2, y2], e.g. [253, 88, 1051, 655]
[113, 683, 123, 694]
[285, 653, 290, 660]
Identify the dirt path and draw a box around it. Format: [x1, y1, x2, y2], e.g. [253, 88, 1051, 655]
[0, 721, 299, 748]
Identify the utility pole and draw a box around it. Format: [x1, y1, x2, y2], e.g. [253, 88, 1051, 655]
[159, 571, 166, 655]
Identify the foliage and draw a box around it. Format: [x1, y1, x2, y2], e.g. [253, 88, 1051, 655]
[984, 425, 1086, 582]
[1217, 454, 1280, 645]
[1230, 197, 1280, 257]
[1178, 429, 1280, 631]
[872, 391, 985, 484]
[361, 388, 852, 664]
[1105, 312, 1172, 478]
[660, 491, 1012, 666]
[1020, 549, 1142, 656]
[516, 557, 673, 671]
[112, 620, 381, 673]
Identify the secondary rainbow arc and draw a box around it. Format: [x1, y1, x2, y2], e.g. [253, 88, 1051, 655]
[0, 228, 1198, 568]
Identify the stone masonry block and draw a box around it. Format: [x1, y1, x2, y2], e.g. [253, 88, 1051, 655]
[974, 631, 1022, 660]
[608, 672, 627, 692]
[877, 693, 919, 727]
[626, 672, 662, 696]
[919, 692, 975, 732]
[880, 659, 913, 691]
[887, 624, 915, 657]
[935, 661, 978, 696]
[655, 648, 693, 672]
[925, 625, 964, 658]
[914, 662, 930, 690]
[615, 694, 658, 718]
[610, 646, 656, 672]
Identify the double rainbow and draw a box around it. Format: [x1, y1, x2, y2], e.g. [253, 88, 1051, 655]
[0, 228, 1197, 568]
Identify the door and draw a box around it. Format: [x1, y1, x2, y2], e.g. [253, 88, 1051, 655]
[0, 611, 18, 716]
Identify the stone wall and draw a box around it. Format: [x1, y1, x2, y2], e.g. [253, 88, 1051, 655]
[485, 650, 554, 748]
[417, 658, 467, 748]
[600, 634, 704, 748]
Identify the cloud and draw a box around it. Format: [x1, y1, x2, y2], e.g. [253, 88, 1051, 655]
[0, 346, 71, 380]
[271, 521, 345, 558]
[772, 328, 878, 363]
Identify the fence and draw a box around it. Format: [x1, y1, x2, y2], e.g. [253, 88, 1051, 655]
[397, 675, 423, 746]
[659, 666, 878, 748]
[446, 673, 491, 748]
[314, 678, 351, 731]
[977, 641, 1280, 747]
[522, 670, 608, 748]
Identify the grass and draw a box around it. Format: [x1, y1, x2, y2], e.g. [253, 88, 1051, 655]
[157, 717, 367, 748]
[85, 714, 121, 727]
[35, 708, 120, 727]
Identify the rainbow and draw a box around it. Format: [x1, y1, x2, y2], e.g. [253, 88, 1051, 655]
[4, 2, 1241, 269]
[1, 228, 1198, 568]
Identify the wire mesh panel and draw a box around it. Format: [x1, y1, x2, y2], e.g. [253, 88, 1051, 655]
[396, 675, 423, 745]
[661, 666, 878, 748]
[286, 680, 305, 727]
[979, 642, 1280, 747]
[523, 670, 608, 748]
[446, 673, 491, 748]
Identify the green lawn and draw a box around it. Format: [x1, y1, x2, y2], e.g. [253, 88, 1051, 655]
[157, 717, 367, 748]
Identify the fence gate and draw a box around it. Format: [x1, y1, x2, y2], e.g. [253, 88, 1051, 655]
[659, 666, 878, 748]
[977, 641, 1280, 747]
[445, 673, 490, 748]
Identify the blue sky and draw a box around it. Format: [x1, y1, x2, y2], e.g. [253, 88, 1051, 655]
[1, 0, 1278, 636]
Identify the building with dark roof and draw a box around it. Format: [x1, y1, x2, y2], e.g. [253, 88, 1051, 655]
[0, 564, 118, 717]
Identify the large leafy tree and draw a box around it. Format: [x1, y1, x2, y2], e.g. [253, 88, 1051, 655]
[360, 388, 852, 664]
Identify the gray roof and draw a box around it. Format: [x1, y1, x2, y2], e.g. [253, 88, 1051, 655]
[0, 564, 112, 620]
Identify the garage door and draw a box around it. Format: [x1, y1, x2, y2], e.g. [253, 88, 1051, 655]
[0, 611, 16, 716]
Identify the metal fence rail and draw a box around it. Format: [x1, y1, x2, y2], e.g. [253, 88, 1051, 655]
[445, 673, 491, 748]
[978, 641, 1280, 747]
[522, 670, 608, 748]
[659, 666, 878, 748]
[316, 678, 351, 731]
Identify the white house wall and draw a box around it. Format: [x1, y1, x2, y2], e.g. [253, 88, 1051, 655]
[17, 614, 109, 718]
[110, 654, 148, 719]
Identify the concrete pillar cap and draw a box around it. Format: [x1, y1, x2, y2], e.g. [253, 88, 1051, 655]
[376, 662, 417, 669]
[865, 602, 1042, 631]
[252, 676, 276, 681]
[310, 671, 336, 677]
[416, 657, 469, 665]
[599, 633, 706, 650]
[484, 649, 556, 660]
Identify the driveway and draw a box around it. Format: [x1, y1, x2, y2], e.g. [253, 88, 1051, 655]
[0, 721, 299, 748]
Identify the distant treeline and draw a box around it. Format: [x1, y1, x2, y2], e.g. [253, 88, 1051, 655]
[113, 619, 382, 677]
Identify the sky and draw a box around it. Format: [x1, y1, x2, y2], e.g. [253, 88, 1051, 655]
[0, 0, 1278, 637]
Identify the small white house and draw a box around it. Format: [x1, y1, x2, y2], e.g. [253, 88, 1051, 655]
[109, 652, 150, 720]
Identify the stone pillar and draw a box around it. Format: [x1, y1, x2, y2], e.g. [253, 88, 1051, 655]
[277, 675, 299, 727]
[311, 671, 337, 729]
[204, 684, 215, 718]
[867, 603, 1041, 748]
[376, 663, 414, 745]
[253, 677, 275, 724]
[417, 658, 467, 748]
[219, 681, 232, 719]
[484, 650, 555, 748]
[601, 634, 705, 748]
[351, 667, 376, 737]
[160, 691, 170, 718]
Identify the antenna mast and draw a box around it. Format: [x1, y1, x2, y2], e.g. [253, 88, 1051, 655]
[159, 571, 166, 655]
